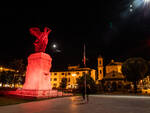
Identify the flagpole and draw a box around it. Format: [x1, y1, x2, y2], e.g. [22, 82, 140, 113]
[83, 44, 87, 103]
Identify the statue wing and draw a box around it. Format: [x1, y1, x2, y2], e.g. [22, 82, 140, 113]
[29, 27, 42, 39]
[44, 27, 52, 35]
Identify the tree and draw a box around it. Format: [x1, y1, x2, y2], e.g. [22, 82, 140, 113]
[8, 59, 26, 85]
[76, 74, 97, 94]
[14, 75, 25, 86]
[9, 59, 26, 75]
[59, 78, 67, 90]
[0, 71, 6, 87]
[0, 71, 14, 87]
[122, 57, 148, 93]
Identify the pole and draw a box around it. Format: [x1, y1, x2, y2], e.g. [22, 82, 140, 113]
[84, 71, 87, 102]
[83, 44, 87, 103]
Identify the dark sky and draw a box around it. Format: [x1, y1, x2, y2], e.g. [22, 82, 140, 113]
[0, 2, 150, 70]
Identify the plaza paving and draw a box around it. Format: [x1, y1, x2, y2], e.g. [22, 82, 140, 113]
[0, 95, 150, 113]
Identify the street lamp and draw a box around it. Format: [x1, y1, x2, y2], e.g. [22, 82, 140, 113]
[144, 0, 150, 3]
[132, 0, 150, 8]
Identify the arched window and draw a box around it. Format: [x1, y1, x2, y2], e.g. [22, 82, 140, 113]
[100, 70, 102, 74]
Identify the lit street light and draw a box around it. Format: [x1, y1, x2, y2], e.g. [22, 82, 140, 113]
[132, 0, 150, 8]
[144, 0, 150, 3]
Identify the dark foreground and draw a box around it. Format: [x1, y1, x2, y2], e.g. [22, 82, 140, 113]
[0, 95, 150, 113]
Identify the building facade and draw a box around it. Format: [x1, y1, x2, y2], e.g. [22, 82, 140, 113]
[0, 66, 19, 87]
[102, 59, 128, 91]
[97, 56, 104, 81]
[50, 65, 96, 89]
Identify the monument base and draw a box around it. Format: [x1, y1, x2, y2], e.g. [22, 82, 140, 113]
[23, 52, 52, 91]
[0, 89, 73, 99]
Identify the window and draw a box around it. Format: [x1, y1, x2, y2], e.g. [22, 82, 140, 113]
[62, 73, 64, 75]
[53, 83, 57, 87]
[82, 72, 86, 75]
[68, 72, 71, 75]
[54, 73, 57, 75]
[112, 72, 115, 77]
[112, 74, 115, 77]
[76, 72, 79, 75]
[54, 78, 57, 81]
[100, 70, 102, 74]
[99, 61, 101, 65]
[50, 78, 52, 81]
[68, 78, 70, 82]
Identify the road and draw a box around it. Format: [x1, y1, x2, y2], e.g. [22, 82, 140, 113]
[0, 95, 150, 113]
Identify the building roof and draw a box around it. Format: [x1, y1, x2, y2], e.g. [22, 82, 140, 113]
[51, 66, 95, 72]
[107, 59, 123, 66]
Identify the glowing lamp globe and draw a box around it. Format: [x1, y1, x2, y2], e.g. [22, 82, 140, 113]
[72, 73, 77, 77]
[144, 0, 150, 3]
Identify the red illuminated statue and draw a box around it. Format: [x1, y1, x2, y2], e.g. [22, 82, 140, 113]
[1, 27, 72, 98]
[30, 27, 52, 52]
[22, 27, 53, 97]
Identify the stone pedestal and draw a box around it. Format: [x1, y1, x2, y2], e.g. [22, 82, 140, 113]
[22, 52, 52, 97]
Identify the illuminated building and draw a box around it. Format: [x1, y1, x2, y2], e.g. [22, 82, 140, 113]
[138, 75, 150, 94]
[50, 65, 96, 89]
[0, 66, 19, 87]
[97, 56, 104, 81]
[50, 57, 127, 90]
[103, 59, 127, 91]
[0, 66, 16, 72]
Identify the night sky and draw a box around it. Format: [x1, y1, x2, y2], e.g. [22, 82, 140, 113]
[0, 2, 150, 70]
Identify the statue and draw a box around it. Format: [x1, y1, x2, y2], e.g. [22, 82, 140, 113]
[22, 27, 53, 96]
[29, 27, 52, 52]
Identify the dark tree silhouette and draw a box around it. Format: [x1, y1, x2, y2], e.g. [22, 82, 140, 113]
[9, 59, 26, 75]
[122, 57, 148, 93]
[0, 71, 14, 87]
[77, 74, 97, 95]
[59, 78, 67, 90]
